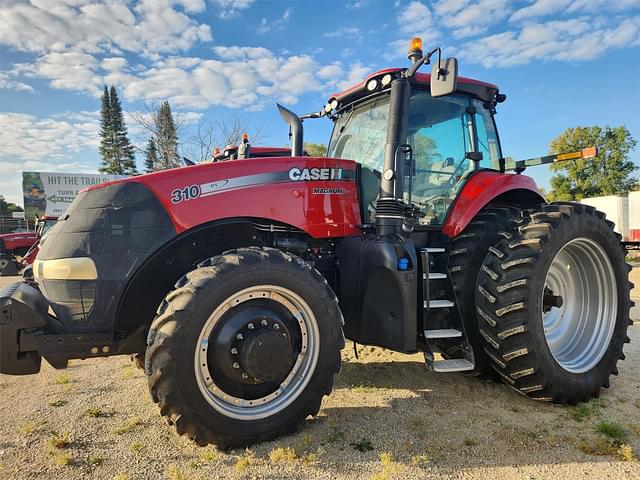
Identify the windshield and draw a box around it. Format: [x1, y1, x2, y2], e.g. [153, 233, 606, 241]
[328, 90, 501, 224]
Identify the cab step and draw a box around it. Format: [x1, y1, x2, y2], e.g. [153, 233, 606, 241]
[424, 299, 455, 308]
[430, 358, 475, 373]
[424, 272, 447, 280]
[424, 328, 462, 339]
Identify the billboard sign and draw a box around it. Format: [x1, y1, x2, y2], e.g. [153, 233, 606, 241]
[22, 172, 125, 219]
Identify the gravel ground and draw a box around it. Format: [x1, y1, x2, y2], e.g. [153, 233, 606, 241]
[0, 270, 639, 480]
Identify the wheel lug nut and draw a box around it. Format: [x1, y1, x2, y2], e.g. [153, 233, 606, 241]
[247, 323, 254, 330]
[261, 319, 268, 326]
[236, 333, 244, 340]
[273, 324, 280, 330]
[233, 362, 240, 369]
[241, 373, 248, 379]
[231, 348, 238, 355]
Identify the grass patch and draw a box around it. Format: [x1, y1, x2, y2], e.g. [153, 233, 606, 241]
[54, 373, 71, 385]
[351, 381, 377, 393]
[630, 424, 640, 438]
[571, 399, 603, 422]
[113, 474, 129, 480]
[350, 437, 374, 452]
[300, 450, 321, 465]
[130, 441, 144, 454]
[463, 437, 477, 447]
[594, 420, 627, 442]
[85, 406, 109, 418]
[17, 420, 47, 435]
[114, 416, 142, 435]
[165, 464, 188, 480]
[235, 449, 257, 472]
[88, 455, 103, 466]
[411, 454, 430, 466]
[48, 431, 72, 449]
[269, 447, 297, 463]
[121, 367, 136, 379]
[371, 452, 405, 480]
[48, 399, 66, 408]
[53, 453, 72, 466]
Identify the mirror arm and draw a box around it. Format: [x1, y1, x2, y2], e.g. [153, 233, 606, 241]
[405, 47, 440, 79]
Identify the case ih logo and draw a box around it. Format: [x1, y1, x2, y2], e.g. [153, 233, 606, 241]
[288, 167, 343, 181]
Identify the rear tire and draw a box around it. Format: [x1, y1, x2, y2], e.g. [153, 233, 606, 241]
[476, 203, 632, 403]
[145, 247, 344, 448]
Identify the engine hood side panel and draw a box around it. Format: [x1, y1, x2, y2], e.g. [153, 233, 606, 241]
[132, 157, 362, 238]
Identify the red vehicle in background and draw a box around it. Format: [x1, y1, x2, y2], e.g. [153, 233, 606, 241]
[19, 216, 58, 267]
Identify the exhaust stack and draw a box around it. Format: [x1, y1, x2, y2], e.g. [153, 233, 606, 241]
[277, 104, 304, 157]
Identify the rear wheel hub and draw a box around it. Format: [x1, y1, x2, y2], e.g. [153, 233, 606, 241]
[239, 329, 294, 382]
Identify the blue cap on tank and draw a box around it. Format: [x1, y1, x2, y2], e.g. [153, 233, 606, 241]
[398, 258, 409, 271]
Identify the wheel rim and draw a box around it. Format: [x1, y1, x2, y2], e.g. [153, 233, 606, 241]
[195, 285, 320, 420]
[542, 237, 617, 374]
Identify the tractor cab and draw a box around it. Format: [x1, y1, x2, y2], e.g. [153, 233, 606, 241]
[327, 80, 503, 224]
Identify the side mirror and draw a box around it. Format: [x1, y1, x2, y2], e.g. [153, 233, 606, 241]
[430, 57, 458, 97]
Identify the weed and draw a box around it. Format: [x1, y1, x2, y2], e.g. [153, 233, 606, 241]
[298, 433, 312, 451]
[463, 437, 477, 447]
[351, 381, 377, 393]
[325, 426, 345, 444]
[411, 454, 430, 466]
[122, 367, 136, 379]
[88, 455, 103, 466]
[617, 444, 635, 462]
[300, 449, 321, 465]
[114, 416, 142, 435]
[48, 431, 72, 449]
[130, 441, 144, 454]
[48, 399, 66, 408]
[17, 420, 47, 435]
[166, 464, 188, 480]
[235, 449, 257, 472]
[54, 373, 71, 385]
[350, 437, 374, 452]
[579, 438, 635, 461]
[53, 453, 71, 466]
[371, 452, 405, 480]
[113, 474, 129, 480]
[269, 447, 297, 463]
[199, 448, 218, 462]
[594, 420, 627, 442]
[630, 424, 640, 438]
[85, 406, 105, 418]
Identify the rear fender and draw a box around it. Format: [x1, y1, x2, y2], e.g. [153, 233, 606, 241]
[443, 171, 546, 237]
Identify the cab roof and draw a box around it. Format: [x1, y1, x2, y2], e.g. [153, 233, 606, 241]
[329, 68, 499, 106]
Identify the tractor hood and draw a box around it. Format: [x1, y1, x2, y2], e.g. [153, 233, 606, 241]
[78, 156, 361, 236]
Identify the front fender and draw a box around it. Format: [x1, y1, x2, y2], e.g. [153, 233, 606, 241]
[443, 170, 545, 237]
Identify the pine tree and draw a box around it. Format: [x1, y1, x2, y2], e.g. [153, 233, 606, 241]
[144, 137, 159, 173]
[157, 101, 180, 170]
[99, 85, 137, 175]
[98, 86, 113, 169]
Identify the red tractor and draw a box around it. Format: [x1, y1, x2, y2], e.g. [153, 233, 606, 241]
[1, 39, 633, 449]
[0, 228, 37, 276]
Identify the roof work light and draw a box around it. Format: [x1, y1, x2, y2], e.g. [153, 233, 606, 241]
[408, 37, 423, 63]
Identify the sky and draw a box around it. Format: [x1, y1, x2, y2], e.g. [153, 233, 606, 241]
[0, 0, 639, 205]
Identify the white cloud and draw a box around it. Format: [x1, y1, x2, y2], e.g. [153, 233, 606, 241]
[0, 72, 33, 92]
[257, 7, 293, 34]
[510, 0, 572, 22]
[398, 1, 432, 35]
[567, 0, 639, 13]
[0, 0, 212, 56]
[460, 17, 640, 67]
[323, 27, 361, 39]
[433, 0, 512, 38]
[210, 0, 255, 19]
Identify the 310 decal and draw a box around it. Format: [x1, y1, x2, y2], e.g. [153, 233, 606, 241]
[171, 185, 201, 204]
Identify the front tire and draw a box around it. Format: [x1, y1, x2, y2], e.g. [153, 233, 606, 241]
[145, 247, 344, 448]
[476, 203, 632, 403]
